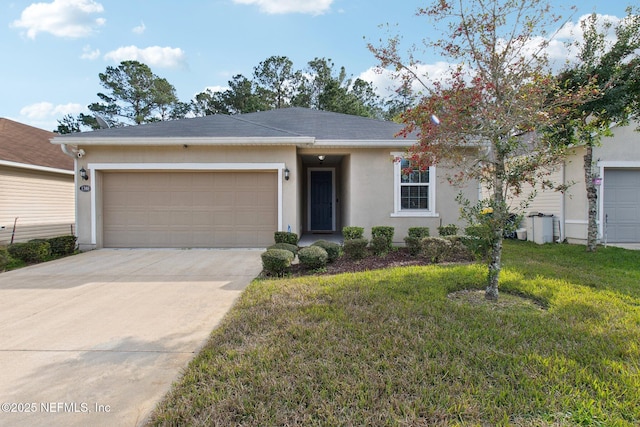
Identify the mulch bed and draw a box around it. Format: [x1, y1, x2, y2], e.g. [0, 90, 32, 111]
[285, 247, 475, 277]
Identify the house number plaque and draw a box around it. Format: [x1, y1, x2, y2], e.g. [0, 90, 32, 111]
[79, 185, 91, 192]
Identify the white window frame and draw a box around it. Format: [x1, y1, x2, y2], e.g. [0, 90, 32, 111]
[390, 153, 438, 218]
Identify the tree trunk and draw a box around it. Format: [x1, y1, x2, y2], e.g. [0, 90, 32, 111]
[486, 233, 503, 301]
[584, 144, 598, 252]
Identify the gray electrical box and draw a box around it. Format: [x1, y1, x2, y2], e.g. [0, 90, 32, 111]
[527, 214, 553, 244]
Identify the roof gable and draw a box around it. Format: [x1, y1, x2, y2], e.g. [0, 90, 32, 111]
[0, 118, 73, 171]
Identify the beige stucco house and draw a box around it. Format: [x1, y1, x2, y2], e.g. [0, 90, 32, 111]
[52, 108, 479, 250]
[510, 122, 640, 245]
[0, 118, 75, 245]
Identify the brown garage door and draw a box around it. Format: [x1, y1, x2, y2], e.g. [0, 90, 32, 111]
[102, 171, 277, 248]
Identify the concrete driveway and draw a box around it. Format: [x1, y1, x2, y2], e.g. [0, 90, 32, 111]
[0, 249, 263, 427]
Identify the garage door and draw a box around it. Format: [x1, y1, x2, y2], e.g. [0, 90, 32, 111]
[102, 171, 277, 248]
[603, 169, 640, 243]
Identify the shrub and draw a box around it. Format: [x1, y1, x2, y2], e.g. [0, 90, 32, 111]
[343, 238, 368, 260]
[267, 242, 298, 257]
[405, 227, 430, 256]
[444, 236, 474, 261]
[371, 236, 391, 256]
[465, 224, 492, 260]
[274, 231, 298, 245]
[371, 226, 394, 255]
[8, 240, 51, 263]
[0, 248, 12, 271]
[408, 227, 430, 239]
[311, 240, 341, 262]
[47, 235, 77, 256]
[342, 226, 364, 240]
[298, 246, 329, 270]
[421, 237, 452, 263]
[438, 224, 459, 237]
[261, 249, 294, 277]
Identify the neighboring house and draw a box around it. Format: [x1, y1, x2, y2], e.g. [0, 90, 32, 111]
[51, 108, 479, 250]
[0, 118, 75, 245]
[509, 121, 640, 245]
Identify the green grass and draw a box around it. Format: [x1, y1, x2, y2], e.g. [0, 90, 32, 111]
[149, 241, 640, 426]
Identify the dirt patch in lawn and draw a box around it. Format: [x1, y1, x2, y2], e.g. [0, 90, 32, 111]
[447, 289, 547, 310]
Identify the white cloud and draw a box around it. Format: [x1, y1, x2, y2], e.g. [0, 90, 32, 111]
[104, 46, 187, 69]
[132, 21, 146, 34]
[80, 45, 100, 60]
[20, 102, 85, 119]
[11, 0, 105, 39]
[232, 0, 332, 15]
[359, 62, 458, 99]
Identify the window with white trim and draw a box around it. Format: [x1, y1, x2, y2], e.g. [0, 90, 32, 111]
[392, 155, 437, 217]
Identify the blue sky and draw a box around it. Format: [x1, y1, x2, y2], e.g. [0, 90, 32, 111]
[1, 0, 633, 131]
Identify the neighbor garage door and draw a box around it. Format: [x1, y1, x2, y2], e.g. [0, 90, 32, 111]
[102, 171, 277, 248]
[603, 169, 640, 243]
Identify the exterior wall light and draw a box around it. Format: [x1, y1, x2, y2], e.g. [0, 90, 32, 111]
[80, 167, 89, 180]
[318, 155, 325, 161]
[284, 168, 290, 180]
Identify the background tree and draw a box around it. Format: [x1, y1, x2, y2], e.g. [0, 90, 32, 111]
[554, 8, 640, 252]
[253, 56, 296, 109]
[88, 60, 186, 126]
[369, 0, 589, 300]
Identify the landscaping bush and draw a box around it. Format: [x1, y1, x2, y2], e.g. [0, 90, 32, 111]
[408, 227, 430, 239]
[343, 238, 368, 260]
[421, 237, 452, 263]
[8, 240, 51, 263]
[261, 249, 294, 277]
[371, 226, 394, 255]
[274, 231, 298, 246]
[267, 242, 298, 257]
[298, 246, 329, 270]
[370, 236, 391, 256]
[405, 227, 430, 256]
[0, 248, 12, 271]
[465, 224, 492, 260]
[437, 224, 459, 237]
[445, 236, 474, 260]
[47, 235, 77, 256]
[311, 240, 341, 262]
[342, 226, 364, 240]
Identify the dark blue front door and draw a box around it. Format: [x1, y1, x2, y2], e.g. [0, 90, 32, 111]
[310, 170, 333, 231]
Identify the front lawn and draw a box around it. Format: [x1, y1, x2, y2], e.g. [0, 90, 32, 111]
[149, 241, 640, 426]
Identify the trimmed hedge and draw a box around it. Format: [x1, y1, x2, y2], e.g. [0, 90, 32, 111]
[298, 246, 328, 270]
[421, 237, 452, 263]
[342, 226, 364, 241]
[274, 231, 298, 245]
[343, 238, 368, 260]
[371, 226, 394, 255]
[0, 248, 12, 271]
[438, 224, 459, 237]
[311, 240, 341, 263]
[48, 235, 77, 256]
[268, 242, 298, 257]
[261, 249, 294, 276]
[405, 227, 430, 256]
[8, 240, 51, 263]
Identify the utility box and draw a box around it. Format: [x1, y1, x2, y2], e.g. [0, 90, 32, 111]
[527, 213, 553, 244]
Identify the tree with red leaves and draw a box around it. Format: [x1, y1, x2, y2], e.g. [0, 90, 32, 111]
[369, 0, 593, 301]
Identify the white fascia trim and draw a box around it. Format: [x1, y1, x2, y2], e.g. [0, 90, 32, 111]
[315, 140, 413, 148]
[596, 161, 640, 168]
[52, 136, 315, 146]
[86, 162, 286, 245]
[0, 159, 74, 175]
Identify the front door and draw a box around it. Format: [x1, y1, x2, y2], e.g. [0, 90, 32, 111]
[309, 169, 334, 231]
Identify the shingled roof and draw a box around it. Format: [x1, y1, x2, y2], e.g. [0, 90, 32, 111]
[0, 118, 73, 171]
[54, 108, 409, 142]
